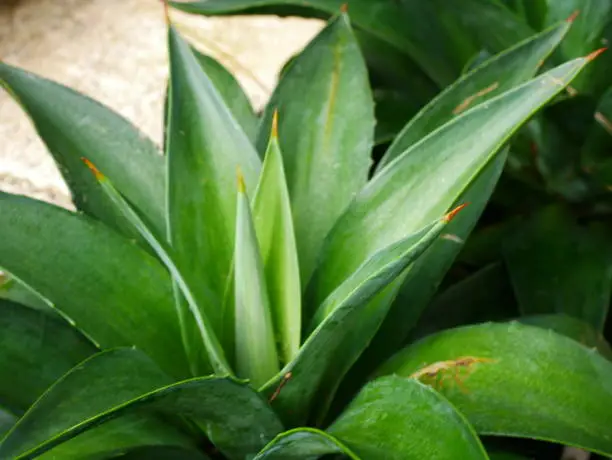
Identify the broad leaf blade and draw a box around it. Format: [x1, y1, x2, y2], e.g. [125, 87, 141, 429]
[192, 49, 258, 141]
[0, 192, 190, 379]
[166, 25, 261, 346]
[257, 13, 374, 285]
[378, 322, 612, 456]
[503, 206, 612, 331]
[262, 216, 448, 425]
[328, 376, 489, 460]
[0, 300, 96, 413]
[0, 349, 282, 460]
[253, 123, 301, 364]
[234, 176, 280, 386]
[0, 63, 165, 236]
[253, 428, 358, 459]
[379, 19, 571, 169]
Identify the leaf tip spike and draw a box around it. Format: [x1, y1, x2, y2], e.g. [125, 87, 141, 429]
[237, 167, 246, 194]
[586, 47, 607, 62]
[340, 3, 348, 13]
[567, 10, 580, 23]
[444, 203, 469, 223]
[271, 109, 279, 139]
[81, 157, 104, 180]
[162, 0, 170, 25]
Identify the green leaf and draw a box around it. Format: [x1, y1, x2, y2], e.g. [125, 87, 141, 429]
[166, 24, 261, 347]
[262, 216, 449, 425]
[503, 206, 612, 331]
[0, 409, 15, 439]
[0, 274, 55, 317]
[110, 446, 210, 460]
[327, 376, 489, 460]
[0, 62, 165, 236]
[253, 123, 301, 364]
[0, 192, 190, 379]
[0, 348, 283, 460]
[379, 19, 571, 169]
[518, 314, 612, 360]
[307, 56, 591, 322]
[85, 162, 231, 376]
[234, 175, 280, 386]
[378, 322, 612, 456]
[253, 428, 358, 459]
[192, 49, 258, 142]
[0, 300, 96, 414]
[257, 14, 374, 284]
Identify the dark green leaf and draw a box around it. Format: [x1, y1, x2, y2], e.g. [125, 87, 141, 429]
[110, 446, 209, 460]
[253, 428, 358, 459]
[327, 376, 488, 460]
[378, 322, 612, 456]
[0, 63, 165, 236]
[0, 409, 16, 439]
[257, 14, 374, 284]
[0, 192, 190, 379]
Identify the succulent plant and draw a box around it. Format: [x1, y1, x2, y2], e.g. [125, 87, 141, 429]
[1, 4, 611, 460]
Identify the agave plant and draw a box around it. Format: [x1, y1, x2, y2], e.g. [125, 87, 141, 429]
[1, 5, 612, 460]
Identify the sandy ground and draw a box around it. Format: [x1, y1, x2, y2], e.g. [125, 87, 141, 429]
[0, 0, 322, 207]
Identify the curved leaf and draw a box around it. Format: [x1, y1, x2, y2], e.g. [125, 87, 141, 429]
[0, 348, 283, 460]
[0, 192, 190, 379]
[253, 124, 301, 364]
[257, 13, 375, 284]
[379, 19, 571, 169]
[0, 62, 165, 236]
[262, 216, 449, 425]
[0, 300, 96, 413]
[327, 376, 489, 460]
[166, 25, 261, 347]
[253, 427, 358, 459]
[378, 322, 612, 456]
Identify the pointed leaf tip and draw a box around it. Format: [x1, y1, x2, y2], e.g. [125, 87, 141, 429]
[237, 167, 246, 193]
[443, 203, 469, 223]
[567, 10, 580, 23]
[271, 109, 279, 139]
[340, 3, 348, 13]
[586, 48, 607, 61]
[161, 0, 170, 25]
[81, 157, 104, 180]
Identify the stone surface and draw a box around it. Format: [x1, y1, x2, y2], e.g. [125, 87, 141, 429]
[0, 0, 322, 207]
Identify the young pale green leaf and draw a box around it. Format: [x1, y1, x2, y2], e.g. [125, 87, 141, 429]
[379, 19, 571, 169]
[0, 300, 96, 413]
[0, 348, 282, 460]
[503, 206, 612, 331]
[327, 376, 489, 460]
[261, 215, 450, 425]
[378, 322, 612, 456]
[307, 56, 595, 317]
[257, 13, 374, 285]
[0, 192, 190, 379]
[252, 120, 301, 364]
[253, 428, 358, 459]
[0, 62, 165, 237]
[234, 175, 280, 386]
[192, 49, 258, 141]
[166, 25, 261, 348]
[84, 160, 232, 376]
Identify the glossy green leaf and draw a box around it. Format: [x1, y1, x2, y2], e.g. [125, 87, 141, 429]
[378, 322, 612, 456]
[0, 192, 190, 379]
[0, 299, 96, 413]
[253, 125, 301, 364]
[262, 216, 448, 425]
[192, 49, 258, 142]
[327, 376, 489, 460]
[518, 314, 612, 360]
[379, 19, 571, 169]
[308, 57, 591, 320]
[253, 428, 358, 459]
[110, 446, 209, 460]
[0, 62, 165, 236]
[257, 14, 374, 284]
[503, 206, 612, 331]
[0, 348, 283, 460]
[166, 24, 261, 347]
[87, 164, 231, 375]
[234, 176, 280, 386]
